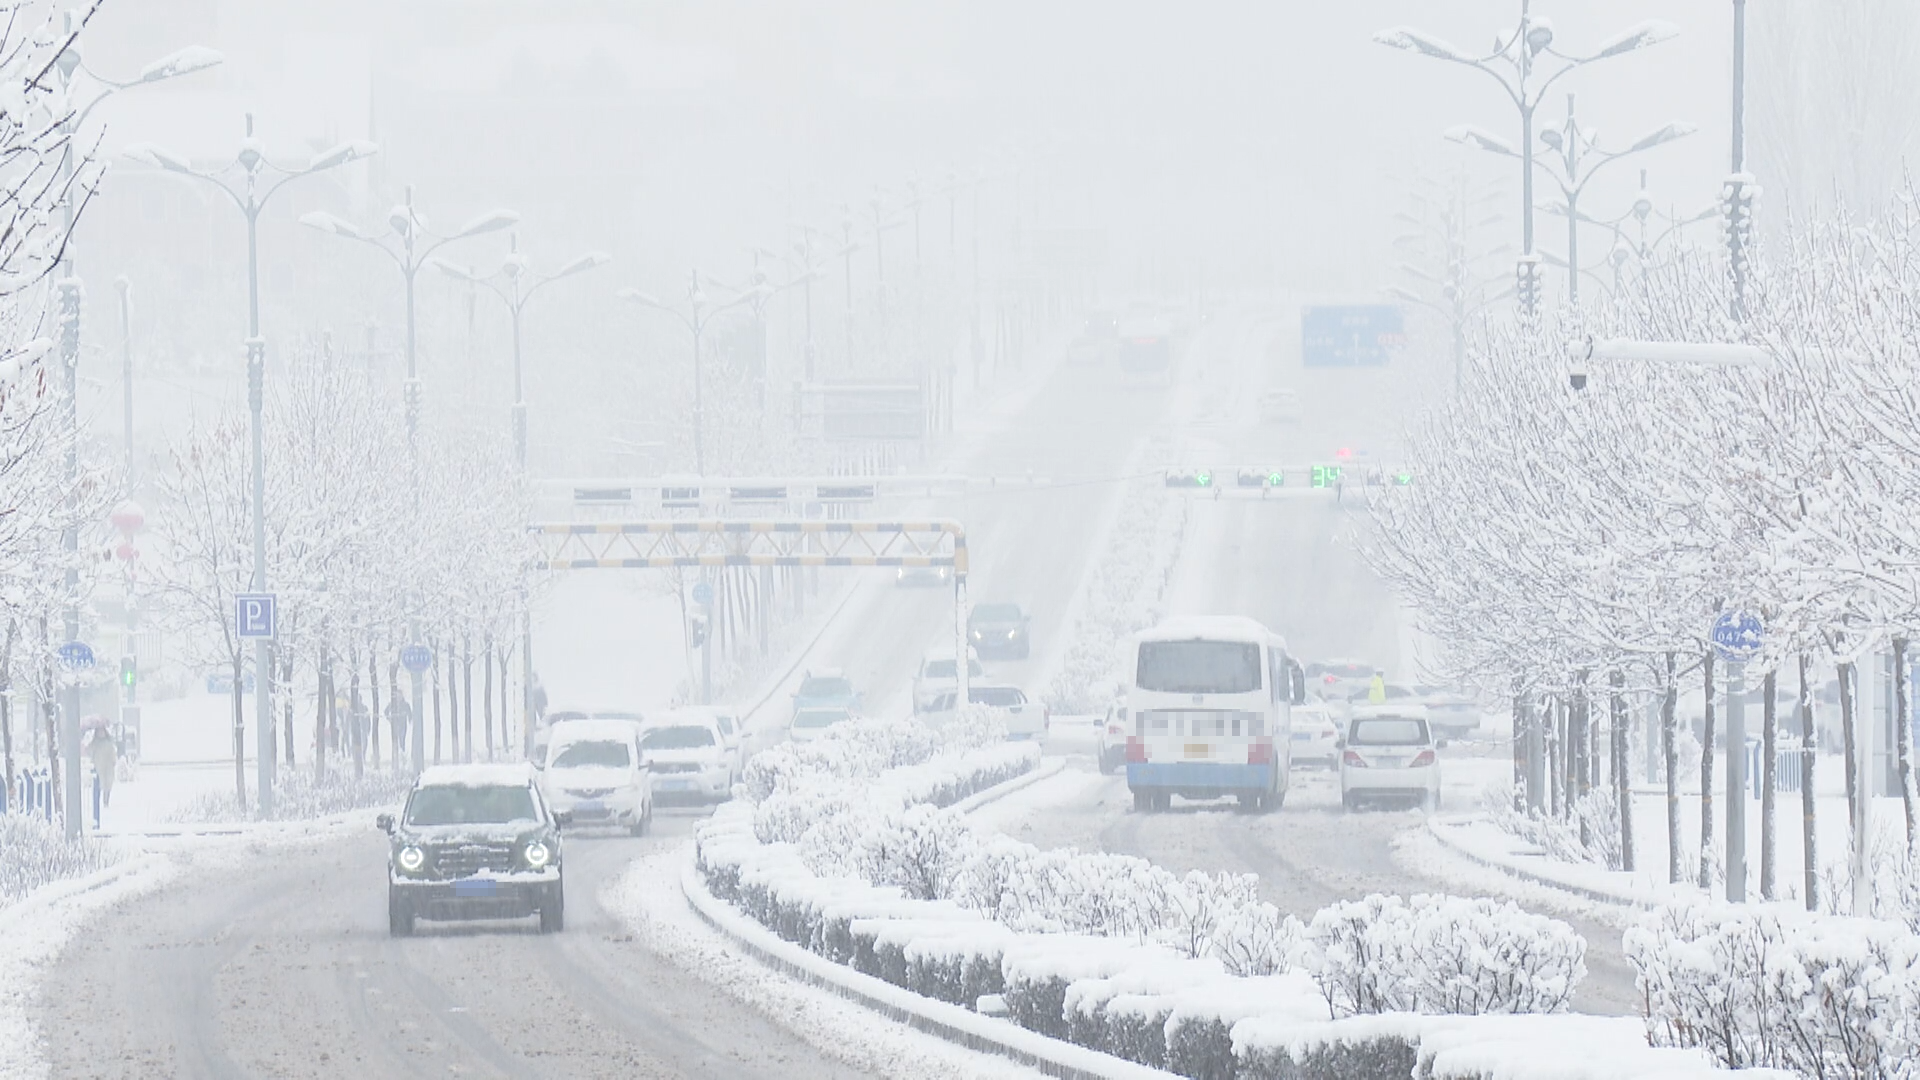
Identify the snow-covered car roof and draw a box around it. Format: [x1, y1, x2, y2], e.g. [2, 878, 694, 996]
[1134, 616, 1280, 646]
[417, 763, 536, 788]
[546, 719, 642, 745]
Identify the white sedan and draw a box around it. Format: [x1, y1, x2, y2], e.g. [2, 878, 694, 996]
[639, 721, 734, 802]
[538, 720, 653, 835]
[1339, 711, 1444, 811]
[1289, 703, 1340, 767]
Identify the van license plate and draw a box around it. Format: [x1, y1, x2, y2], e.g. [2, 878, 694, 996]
[1185, 743, 1210, 760]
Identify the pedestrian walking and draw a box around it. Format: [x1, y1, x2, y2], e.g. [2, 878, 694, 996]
[387, 691, 412, 756]
[87, 727, 119, 807]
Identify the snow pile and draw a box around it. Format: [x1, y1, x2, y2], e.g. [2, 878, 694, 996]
[0, 815, 119, 907]
[1045, 463, 1189, 713]
[168, 768, 414, 824]
[1625, 898, 1920, 1077]
[1301, 894, 1585, 1019]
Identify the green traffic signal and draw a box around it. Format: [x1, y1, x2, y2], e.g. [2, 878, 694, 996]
[1267, 472, 1284, 487]
[1195, 471, 1212, 487]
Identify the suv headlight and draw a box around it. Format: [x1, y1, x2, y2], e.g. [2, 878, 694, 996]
[524, 840, 552, 869]
[397, 845, 426, 873]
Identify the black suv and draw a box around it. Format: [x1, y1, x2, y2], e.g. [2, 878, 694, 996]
[968, 602, 1032, 659]
[379, 764, 569, 936]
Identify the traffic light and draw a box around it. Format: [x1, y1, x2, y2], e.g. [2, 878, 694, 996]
[1311, 464, 1342, 489]
[1393, 471, 1413, 486]
[1163, 469, 1214, 489]
[688, 613, 709, 649]
[1515, 254, 1543, 317]
[1235, 468, 1285, 488]
[119, 655, 136, 689]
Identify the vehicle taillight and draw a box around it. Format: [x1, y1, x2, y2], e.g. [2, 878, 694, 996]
[1125, 737, 1147, 764]
[1409, 750, 1436, 768]
[1248, 740, 1274, 765]
[1342, 750, 1368, 768]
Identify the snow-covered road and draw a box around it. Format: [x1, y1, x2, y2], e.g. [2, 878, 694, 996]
[37, 809, 883, 1079]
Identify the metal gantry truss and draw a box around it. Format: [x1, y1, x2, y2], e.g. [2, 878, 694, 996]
[531, 519, 969, 577]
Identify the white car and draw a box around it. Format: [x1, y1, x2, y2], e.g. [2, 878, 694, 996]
[925, 684, 1048, 740]
[1339, 712, 1444, 811]
[639, 719, 734, 802]
[1258, 387, 1301, 424]
[1290, 702, 1340, 767]
[788, 705, 854, 744]
[912, 648, 984, 714]
[1097, 701, 1129, 774]
[658, 707, 745, 783]
[537, 720, 653, 835]
[533, 705, 645, 765]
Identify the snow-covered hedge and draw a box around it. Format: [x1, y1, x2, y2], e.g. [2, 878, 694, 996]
[1302, 894, 1586, 1018]
[0, 814, 119, 907]
[697, 708, 1740, 1080]
[1625, 899, 1920, 1077]
[1046, 464, 1189, 713]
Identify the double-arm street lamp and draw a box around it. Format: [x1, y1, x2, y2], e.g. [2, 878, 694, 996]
[124, 117, 376, 817]
[301, 188, 517, 775]
[1376, 3, 1679, 315]
[1449, 96, 1694, 306]
[48, 20, 221, 838]
[431, 235, 610, 469]
[619, 271, 764, 477]
[433, 235, 606, 760]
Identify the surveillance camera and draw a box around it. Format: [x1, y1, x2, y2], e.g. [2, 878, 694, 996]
[1568, 370, 1588, 392]
[1565, 334, 1594, 392]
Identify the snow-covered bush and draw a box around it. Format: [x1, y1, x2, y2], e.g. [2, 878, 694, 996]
[1213, 897, 1302, 978]
[1625, 899, 1920, 1077]
[1486, 788, 1624, 871]
[0, 813, 118, 906]
[169, 768, 414, 824]
[856, 803, 979, 901]
[1303, 894, 1585, 1018]
[998, 847, 1182, 939]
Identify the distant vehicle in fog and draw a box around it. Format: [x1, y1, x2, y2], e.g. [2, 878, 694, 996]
[639, 719, 735, 803]
[1115, 314, 1176, 383]
[1066, 310, 1119, 364]
[895, 565, 954, 588]
[912, 647, 984, 714]
[921, 683, 1048, 740]
[536, 719, 653, 835]
[532, 705, 645, 765]
[1291, 702, 1340, 767]
[1304, 659, 1376, 702]
[968, 602, 1032, 659]
[1097, 700, 1129, 773]
[1258, 387, 1302, 425]
[788, 705, 854, 744]
[792, 669, 860, 716]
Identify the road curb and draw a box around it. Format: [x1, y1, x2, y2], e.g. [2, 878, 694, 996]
[678, 860, 1175, 1080]
[1424, 814, 1662, 911]
[951, 754, 1066, 815]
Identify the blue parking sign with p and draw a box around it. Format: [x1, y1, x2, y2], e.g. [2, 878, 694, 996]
[236, 593, 277, 640]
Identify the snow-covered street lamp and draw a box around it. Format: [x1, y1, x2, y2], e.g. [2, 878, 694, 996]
[1448, 97, 1693, 307]
[49, 14, 220, 839]
[619, 273, 765, 477]
[431, 235, 609, 469]
[124, 117, 376, 816]
[1377, 3, 1680, 316]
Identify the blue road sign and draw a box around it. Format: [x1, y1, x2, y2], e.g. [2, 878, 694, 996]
[400, 644, 433, 674]
[57, 641, 95, 670]
[692, 581, 713, 606]
[1301, 305, 1406, 368]
[235, 593, 277, 640]
[1711, 611, 1763, 662]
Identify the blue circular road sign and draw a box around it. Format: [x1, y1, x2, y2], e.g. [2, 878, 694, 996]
[692, 581, 713, 606]
[399, 644, 433, 674]
[1711, 611, 1764, 662]
[57, 641, 95, 670]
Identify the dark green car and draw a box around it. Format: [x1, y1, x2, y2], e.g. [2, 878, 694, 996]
[379, 763, 569, 936]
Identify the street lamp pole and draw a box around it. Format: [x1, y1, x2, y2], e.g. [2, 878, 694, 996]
[125, 116, 370, 819]
[433, 238, 608, 757]
[303, 193, 518, 776]
[619, 275, 762, 478]
[1377, 6, 1680, 316]
[50, 20, 221, 838]
[117, 277, 132, 483]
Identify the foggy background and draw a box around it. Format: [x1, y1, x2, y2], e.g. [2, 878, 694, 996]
[63, 0, 1920, 475]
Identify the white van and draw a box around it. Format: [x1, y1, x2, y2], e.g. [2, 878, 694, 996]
[912, 647, 985, 713]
